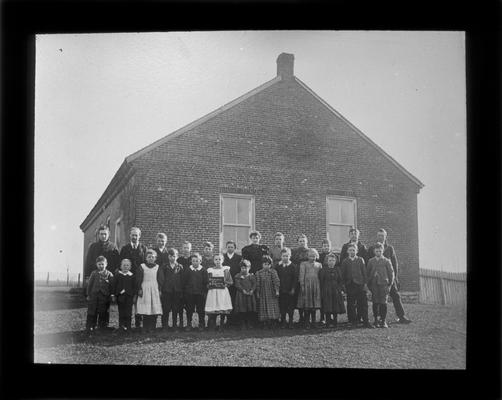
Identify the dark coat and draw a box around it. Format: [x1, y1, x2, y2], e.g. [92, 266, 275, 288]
[241, 243, 269, 274]
[119, 243, 148, 276]
[84, 240, 120, 279]
[184, 266, 209, 295]
[367, 242, 399, 282]
[87, 269, 114, 297]
[275, 262, 297, 293]
[222, 252, 243, 279]
[112, 271, 136, 296]
[367, 257, 394, 286]
[153, 247, 169, 269]
[290, 246, 310, 266]
[161, 263, 185, 293]
[201, 255, 215, 270]
[341, 256, 367, 286]
[340, 241, 368, 265]
[177, 255, 192, 270]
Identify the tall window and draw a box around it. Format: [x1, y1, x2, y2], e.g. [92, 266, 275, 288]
[220, 194, 254, 252]
[114, 217, 122, 248]
[326, 196, 357, 251]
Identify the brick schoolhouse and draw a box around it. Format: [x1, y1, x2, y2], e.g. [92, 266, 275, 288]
[80, 52, 424, 296]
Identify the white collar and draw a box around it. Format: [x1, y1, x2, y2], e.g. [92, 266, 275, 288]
[190, 265, 202, 271]
[279, 261, 291, 266]
[226, 252, 235, 259]
[130, 242, 139, 249]
[119, 270, 133, 276]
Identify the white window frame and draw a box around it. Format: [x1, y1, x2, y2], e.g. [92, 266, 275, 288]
[219, 193, 255, 252]
[326, 195, 357, 251]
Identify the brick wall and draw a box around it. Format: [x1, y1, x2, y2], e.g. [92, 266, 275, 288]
[124, 77, 421, 291]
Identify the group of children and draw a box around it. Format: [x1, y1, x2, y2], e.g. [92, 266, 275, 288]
[85, 228, 397, 335]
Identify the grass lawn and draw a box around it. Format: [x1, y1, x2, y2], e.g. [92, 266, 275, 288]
[34, 287, 466, 368]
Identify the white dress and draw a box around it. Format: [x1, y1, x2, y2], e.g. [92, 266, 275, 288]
[205, 267, 233, 314]
[136, 264, 163, 315]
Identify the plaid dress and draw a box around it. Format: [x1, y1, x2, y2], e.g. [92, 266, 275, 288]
[255, 268, 280, 321]
[234, 272, 257, 312]
[297, 261, 322, 309]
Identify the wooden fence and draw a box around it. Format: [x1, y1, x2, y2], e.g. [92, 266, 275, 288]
[419, 268, 466, 306]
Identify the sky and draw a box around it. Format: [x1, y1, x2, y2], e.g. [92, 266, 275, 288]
[34, 31, 466, 279]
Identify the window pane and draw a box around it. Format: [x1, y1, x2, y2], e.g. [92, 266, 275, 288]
[237, 198, 250, 225]
[340, 200, 354, 224]
[327, 199, 341, 223]
[223, 226, 237, 251]
[236, 226, 250, 253]
[328, 225, 350, 252]
[223, 197, 237, 224]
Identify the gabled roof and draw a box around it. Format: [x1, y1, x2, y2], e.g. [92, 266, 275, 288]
[81, 70, 424, 231]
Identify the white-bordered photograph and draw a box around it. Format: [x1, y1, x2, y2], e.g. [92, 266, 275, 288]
[34, 30, 466, 368]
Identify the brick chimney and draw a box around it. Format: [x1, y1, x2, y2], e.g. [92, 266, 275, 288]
[276, 52, 294, 79]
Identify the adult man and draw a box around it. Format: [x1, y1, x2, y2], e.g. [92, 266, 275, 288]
[120, 227, 148, 328]
[367, 228, 412, 324]
[84, 225, 120, 280]
[339, 228, 368, 264]
[84, 225, 120, 328]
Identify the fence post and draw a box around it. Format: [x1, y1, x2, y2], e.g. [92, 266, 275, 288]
[77, 273, 81, 288]
[46, 272, 49, 286]
[67, 268, 69, 287]
[439, 276, 447, 305]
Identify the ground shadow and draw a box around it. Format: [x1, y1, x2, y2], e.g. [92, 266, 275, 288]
[35, 290, 87, 311]
[34, 321, 398, 349]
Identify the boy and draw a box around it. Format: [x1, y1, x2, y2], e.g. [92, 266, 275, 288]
[269, 232, 286, 267]
[201, 241, 215, 269]
[85, 256, 114, 334]
[340, 228, 368, 264]
[153, 232, 169, 269]
[160, 248, 185, 330]
[183, 253, 209, 331]
[341, 243, 374, 329]
[367, 243, 394, 328]
[291, 234, 310, 325]
[275, 247, 296, 329]
[177, 241, 193, 269]
[111, 258, 136, 332]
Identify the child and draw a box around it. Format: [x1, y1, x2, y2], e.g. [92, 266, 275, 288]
[255, 255, 280, 329]
[201, 241, 215, 269]
[317, 238, 332, 326]
[160, 248, 185, 331]
[233, 259, 257, 330]
[241, 231, 269, 274]
[205, 253, 233, 331]
[319, 252, 346, 328]
[153, 232, 169, 269]
[367, 243, 395, 328]
[269, 232, 285, 267]
[177, 241, 193, 269]
[86, 256, 114, 334]
[275, 248, 296, 329]
[223, 240, 243, 327]
[297, 248, 322, 329]
[184, 253, 209, 331]
[341, 243, 374, 329]
[111, 258, 136, 332]
[135, 249, 163, 332]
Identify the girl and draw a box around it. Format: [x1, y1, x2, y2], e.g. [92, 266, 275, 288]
[135, 249, 164, 333]
[255, 255, 280, 329]
[233, 259, 257, 329]
[205, 253, 233, 331]
[319, 252, 346, 328]
[111, 258, 136, 332]
[297, 248, 322, 329]
[291, 234, 311, 325]
[367, 243, 395, 328]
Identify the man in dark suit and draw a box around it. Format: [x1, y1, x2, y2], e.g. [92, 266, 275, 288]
[367, 228, 412, 324]
[339, 228, 369, 264]
[223, 240, 242, 327]
[120, 227, 148, 328]
[84, 224, 120, 327]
